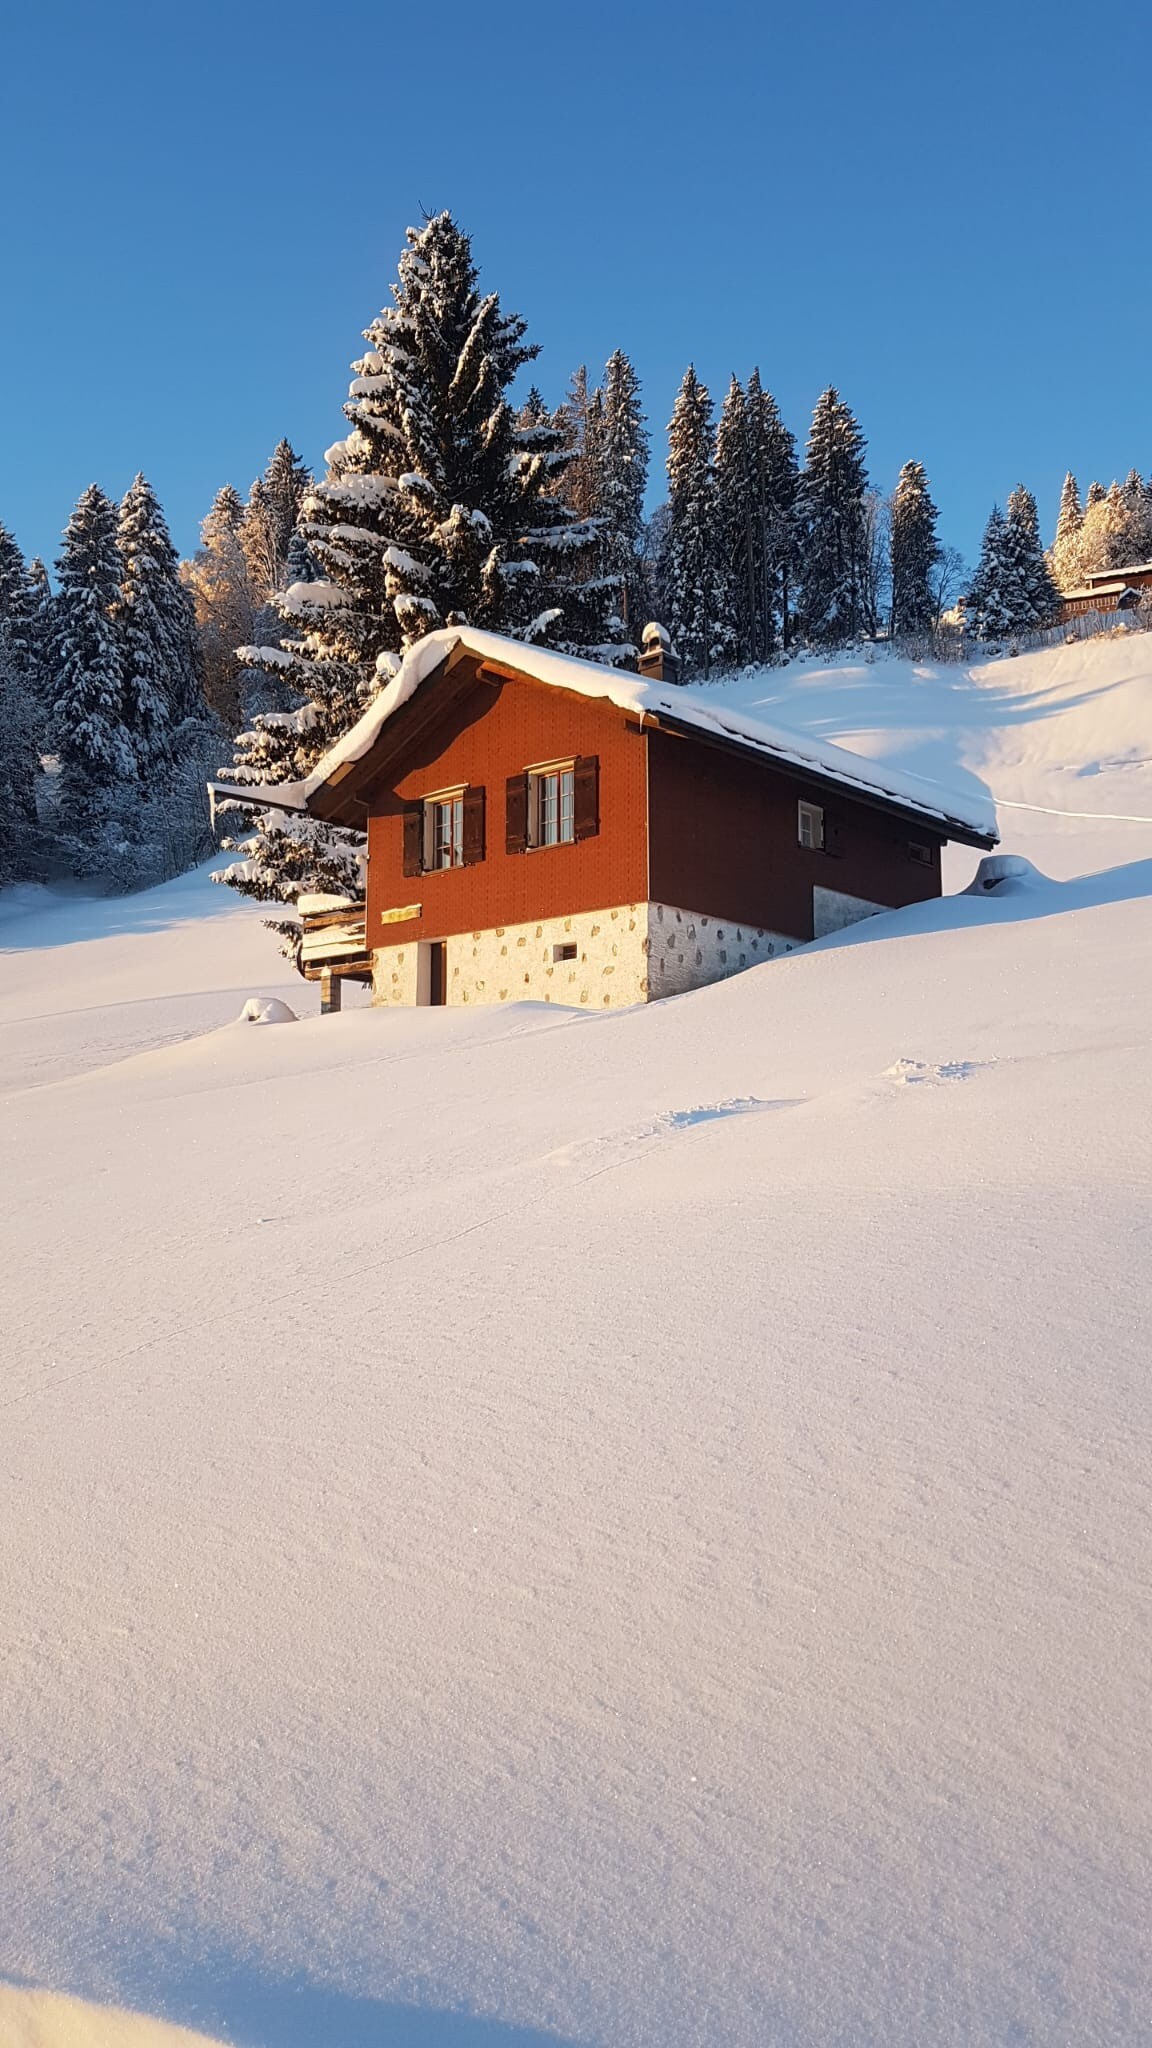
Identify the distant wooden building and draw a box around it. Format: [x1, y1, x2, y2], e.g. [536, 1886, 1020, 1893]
[1060, 561, 1152, 620]
[217, 628, 997, 1011]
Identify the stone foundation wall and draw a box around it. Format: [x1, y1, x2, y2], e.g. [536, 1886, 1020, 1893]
[371, 902, 800, 1010]
[812, 883, 889, 939]
[645, 903, 798, 999]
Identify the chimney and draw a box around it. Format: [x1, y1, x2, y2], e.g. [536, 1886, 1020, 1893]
[638, 621, 680, 686]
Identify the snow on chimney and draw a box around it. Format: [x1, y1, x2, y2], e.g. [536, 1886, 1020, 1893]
[638, 621, 680, 686]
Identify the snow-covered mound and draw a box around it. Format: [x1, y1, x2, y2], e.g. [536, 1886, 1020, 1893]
[0, 1988, 226, 2048]
[2, 635, 1150, 2048]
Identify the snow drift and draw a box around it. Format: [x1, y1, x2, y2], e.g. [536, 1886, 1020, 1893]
[2, 634, 1150, 2048]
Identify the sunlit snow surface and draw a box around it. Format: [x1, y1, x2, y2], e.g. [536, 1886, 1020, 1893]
[2, 637, 1151, 2048]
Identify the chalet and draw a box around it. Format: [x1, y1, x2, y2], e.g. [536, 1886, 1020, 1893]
[1060, 560, 1152, 621]
[216, 627, 997, 1011]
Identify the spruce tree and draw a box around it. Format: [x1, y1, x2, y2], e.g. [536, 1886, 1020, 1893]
[1005, 485, 1059, 627]
[715, 377, 756, 665]
[660, 366, 733, 678]
[182, 484, 257, 729]
[116, 475, 204, 763]
[1049, 471, 1084, 589]
[217, 212, 625, 941]
[745, 369, 798, 654]
[797, 388, 870, 645]
[1119, 468, 1152, 563]
[53, 486, 133, 852]
[967, 507, 1014, 640]
[889, 461, 942, 636]
[596, 349, 649, 633]
[0, 524, 42, 868]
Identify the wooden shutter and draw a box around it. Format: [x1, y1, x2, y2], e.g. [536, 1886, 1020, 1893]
[825, 810, 844, 858]
[505, 772, 529, 854]
[402, 805, 424, 877]
[462, 784, 486, 866]
[573, 755, 599, 841]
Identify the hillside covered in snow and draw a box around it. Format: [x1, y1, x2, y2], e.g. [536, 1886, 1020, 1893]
[1, 635, 1150, 2048]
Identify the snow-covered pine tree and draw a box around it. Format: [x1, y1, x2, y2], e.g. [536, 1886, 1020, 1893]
[715, 377, 756, 666]
[116, 475, 203, 764]
[596, 350, 649, 635]
[554, 366, 597, 520]
[181, 484, 257, 729]
[745, 369, 798, 655]
[52, 485, 134, 859]
[217, 212, 626, 948]
[796, 388, 870, 645]
[967, 507, 1014, 640]
[660, 366, 734, 679]
[0, 523, 43, 875]
[26, 556, 54, 696]
[1118, 469, 1152, 563]
[889, 460, 942, 637]
[1004, 485, 1059, 627]
[1049, 471, 1084, 590]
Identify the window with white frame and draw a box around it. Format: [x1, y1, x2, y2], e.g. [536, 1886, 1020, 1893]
[797, 799, 825, 851]
[425, 791, 464, 870]
[530, 764, 575, 847]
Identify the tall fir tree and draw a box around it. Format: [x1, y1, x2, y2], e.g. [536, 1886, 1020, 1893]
[217, 213, 625, 940]
[745, 369, 798, 654]
[596, 349, 649, 632]
[796, 388, 870, 644]
[889, 461, 942, 635]
[1119, 468, 1152, 562]
[714, 377, 757, 665]
[660, 366, 733, 679]
[1004, 485, 1059, 627]
[181, 484, 257, 729]
[1049, 471, 1084, 589]
[52, 486, 133, 851]
[26, 556, 54, 703]
[0, 523, 43, 871]
[116, 475, 204, 764]
[967, 506, 1014, 639]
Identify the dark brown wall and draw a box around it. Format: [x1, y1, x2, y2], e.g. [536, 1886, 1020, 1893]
[364, 666, 648, 943]
[646, 728, 942, 940]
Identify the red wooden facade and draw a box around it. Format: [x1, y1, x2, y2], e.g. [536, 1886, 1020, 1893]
[361, 667, 648, 947]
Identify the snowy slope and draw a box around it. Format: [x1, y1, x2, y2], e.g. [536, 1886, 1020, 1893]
[1, 637, 1151, 2048]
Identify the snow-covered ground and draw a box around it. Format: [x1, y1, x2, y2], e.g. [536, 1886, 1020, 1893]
[2, 637, 1150, 2048]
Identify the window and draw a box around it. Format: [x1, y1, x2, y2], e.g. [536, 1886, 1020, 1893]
[531, 765, 575, 847]
[908, 839, 933, 866]
[402, 786, 484, 878]
[797, 800, 825, 851]
[426, 792, 464, 870]
[506, 758, 598, 854]
[553, 941, 577, 962]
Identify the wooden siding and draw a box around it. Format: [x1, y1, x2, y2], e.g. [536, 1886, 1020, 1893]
[646, 727, 942, 941]
[363, 665, 648, 944]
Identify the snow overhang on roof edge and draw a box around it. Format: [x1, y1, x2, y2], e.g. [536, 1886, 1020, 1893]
[216, 627, 999, 847]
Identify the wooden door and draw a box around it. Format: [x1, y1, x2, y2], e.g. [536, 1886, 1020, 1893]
[428, 941, 447, 1007]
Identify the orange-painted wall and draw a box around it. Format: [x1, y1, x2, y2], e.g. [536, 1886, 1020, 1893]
[363, 669, 649, 943]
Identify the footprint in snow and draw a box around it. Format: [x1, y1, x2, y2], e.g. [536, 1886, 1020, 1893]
[549, 1097, 792, 1167]
[884, 1057, 985, 1086]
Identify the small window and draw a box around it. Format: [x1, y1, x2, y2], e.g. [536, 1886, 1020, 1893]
[908, 839, 933, 866]
[425, 792, 464, 871]
[797, 800, 824, 851]
[530, 765, 575, 847]
[553, 941, 577, 962]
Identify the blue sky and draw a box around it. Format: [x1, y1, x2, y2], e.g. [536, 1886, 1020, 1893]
[0, 0, 1142, 575]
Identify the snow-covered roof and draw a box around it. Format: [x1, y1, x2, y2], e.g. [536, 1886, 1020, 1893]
[232, 627, 998, 844]
[1060, 581, 1136, 600]
[1083, 560, 1152, 583]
